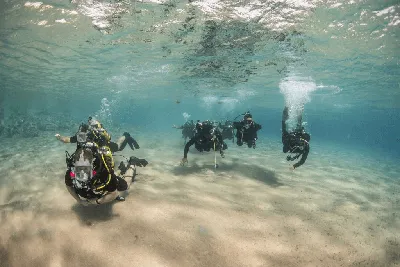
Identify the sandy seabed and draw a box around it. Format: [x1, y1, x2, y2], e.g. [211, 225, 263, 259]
[0, 133, 399, 267]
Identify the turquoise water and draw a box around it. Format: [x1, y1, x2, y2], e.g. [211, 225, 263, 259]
[1, 0, 398, 156]
[0, 1, 399, 266]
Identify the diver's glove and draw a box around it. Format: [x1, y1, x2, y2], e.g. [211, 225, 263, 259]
[128, 156, 148, 167]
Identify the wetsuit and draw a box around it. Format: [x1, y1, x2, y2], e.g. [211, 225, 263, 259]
[282, 115, 310, 169]
[183, 126, 227, 158]
[233, 120, 262, 148]
[220, 121, 234, 140]
[65, 148, 128, 200]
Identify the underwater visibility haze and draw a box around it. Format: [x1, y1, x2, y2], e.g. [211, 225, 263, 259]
[0, 0, 399, 266]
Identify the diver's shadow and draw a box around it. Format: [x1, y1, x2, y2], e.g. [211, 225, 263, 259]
[218, 162, 283, 187]
[172, 162, 205, 176]
[71, 202, 119, 224]
[172, 159, 283, 187]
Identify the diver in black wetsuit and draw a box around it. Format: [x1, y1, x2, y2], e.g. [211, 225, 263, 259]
[233, 112, 262, 148]
[218, 120, 234, 141]
[173, 120, 196, 144]
[282, 106, 310, 170]
[180, 120, 227, 166]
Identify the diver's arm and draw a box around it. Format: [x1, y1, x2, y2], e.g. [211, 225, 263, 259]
[282, 107, 289, 134]
[282, 109, 290, 146]
[93, 190, 118, 204]
[296, 108, 303, 129]
[255, 123, 262, 130]
[55, 134, 74, 143]
[293, 146, 309, 169]
[183, 137, 196, 158]
[173, 124, 183, 129]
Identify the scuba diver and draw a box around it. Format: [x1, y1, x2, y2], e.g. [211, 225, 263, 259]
[172, 120, 196, 144]
[218, 120, 234, 141]
[58, 116, 147, 204]
[282, 106, 310, 170]
[64, 145, 148, 205]
[55, 117, 140, 153]
[180, 120, 227, 167]
[232, 112, 262, 148]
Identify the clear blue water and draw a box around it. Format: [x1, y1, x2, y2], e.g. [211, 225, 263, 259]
[1, 1, 398, 137]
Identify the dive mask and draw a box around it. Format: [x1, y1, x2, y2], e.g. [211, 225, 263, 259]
[73, 150, 93, 182]
[76, 131, 87, 143]
[74, 165, 92, 182]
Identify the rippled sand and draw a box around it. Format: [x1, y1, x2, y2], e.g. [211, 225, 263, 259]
[0, 133, 399, 267]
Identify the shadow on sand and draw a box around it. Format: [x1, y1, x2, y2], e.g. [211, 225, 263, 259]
[172, 160, 283, 187]
[71, 202, 119, 225]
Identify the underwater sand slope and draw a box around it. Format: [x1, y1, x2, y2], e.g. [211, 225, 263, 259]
[0, 134, 399, 267]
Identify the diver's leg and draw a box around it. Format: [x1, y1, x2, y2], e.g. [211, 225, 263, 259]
[282, 106, 289, 133]
[112, 164, 136, 201]
[122, 166, 136, 190]
[109, 142, 119, 153]
[252, 132, 258, 149]
[116, 136, 128, 151]
[282, 107, 290, 146]
[97, 190, 119, 204]
[236, 132, 243, 146]
[282, 107, 292, 153]
[296, 107, 304, 130]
